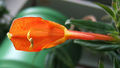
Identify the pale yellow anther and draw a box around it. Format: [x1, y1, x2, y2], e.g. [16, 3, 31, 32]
[7, 32, 12, 39]
[27, 31, 34, 50]
[29, 38, 33, 50]
[27, 31, 30, 40]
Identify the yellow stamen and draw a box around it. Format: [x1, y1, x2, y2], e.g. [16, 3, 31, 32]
[27, 31, 30, 40]
[29, 38, 33, 50]
[27, 31, 34, 50]
[7, 32, 12, 39]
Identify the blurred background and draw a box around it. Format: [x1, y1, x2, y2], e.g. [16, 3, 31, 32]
[0, 0, 112, 68]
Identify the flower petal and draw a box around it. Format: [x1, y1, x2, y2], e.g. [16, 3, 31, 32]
[9, 17, 66, 52]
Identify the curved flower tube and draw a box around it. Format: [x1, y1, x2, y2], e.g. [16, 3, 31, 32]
[7, 17, 114, 52]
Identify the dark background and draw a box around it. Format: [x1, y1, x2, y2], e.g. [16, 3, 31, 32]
[87, 0, 112, 5]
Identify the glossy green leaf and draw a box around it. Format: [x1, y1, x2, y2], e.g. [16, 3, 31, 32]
[74, 40, 120, 51]
[95, 2, 116, 20]
[69, 19, 115, 34]
[98, 59, 104, 68]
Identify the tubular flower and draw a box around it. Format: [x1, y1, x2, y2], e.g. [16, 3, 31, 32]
[7, 17, 114, 52]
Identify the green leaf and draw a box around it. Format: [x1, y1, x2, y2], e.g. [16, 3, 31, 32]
[69, 19, 115, 34]
[113, 58, 120, 68]
[116, 0, 120, 9]
[95, 2, 116, 21]
[109, 51, 120, 61]
[74, 40, 120, 51]
[98, 59, 104, 68]
[50, 40, 81, 68]
[112, 0, 118, 13]
[55, 48, 75, 68]
[45, 52, 55, 68]
[0, 60, 39, 68]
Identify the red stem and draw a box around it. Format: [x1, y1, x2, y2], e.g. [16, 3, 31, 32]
[67, 30, 114, 41]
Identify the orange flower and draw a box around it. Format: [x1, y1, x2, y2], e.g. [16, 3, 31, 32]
[7, 17, 114, 52]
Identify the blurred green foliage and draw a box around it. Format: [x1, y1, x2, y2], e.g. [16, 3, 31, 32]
[0, 6, 9, 18]
[66, 0, 120, 68]
[0, 4, 9, 44]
